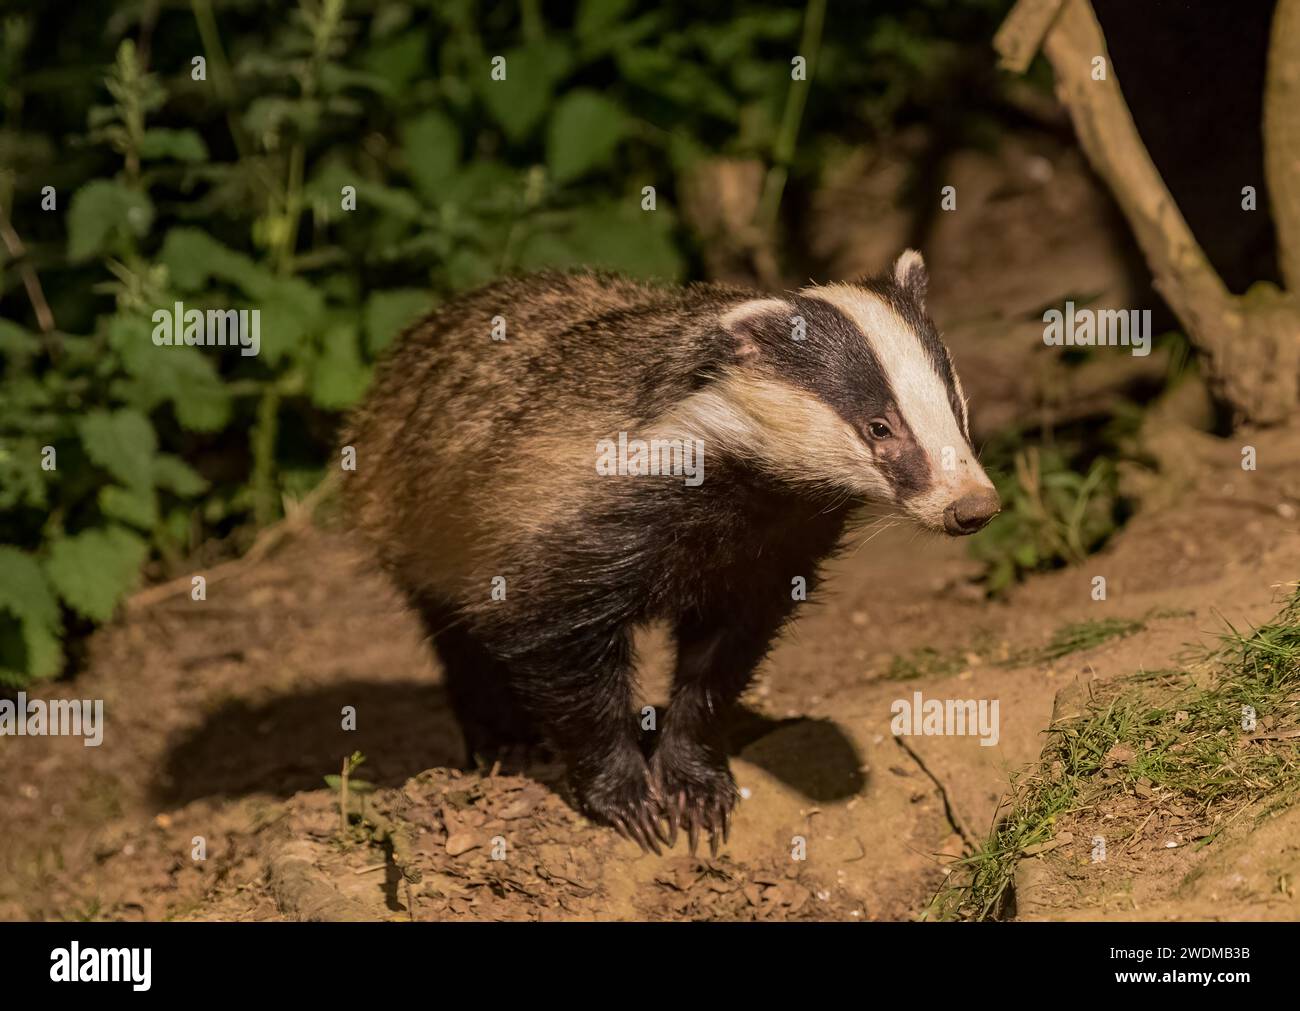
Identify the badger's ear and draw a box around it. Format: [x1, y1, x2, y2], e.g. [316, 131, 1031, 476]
[719, 298, 793, 361]
[892, 249, 928, 303]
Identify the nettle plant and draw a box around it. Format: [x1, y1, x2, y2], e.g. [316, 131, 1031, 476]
[2, 41, 221, 685]
[0, 0, 1012, 685]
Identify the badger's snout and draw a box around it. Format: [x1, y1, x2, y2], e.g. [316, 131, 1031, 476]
[942, 487, 1000, 535]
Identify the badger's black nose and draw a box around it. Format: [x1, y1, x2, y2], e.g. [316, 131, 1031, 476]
[943, 488, 1000, 535]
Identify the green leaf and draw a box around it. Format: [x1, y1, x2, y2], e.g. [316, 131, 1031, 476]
[0, 547, 61, 636]
[159, 228, 265, 295]
[479, 43, 569, 142]
[575, 10, 663, 60]
[319, 64, 393, 97]
[139, 128, 209, 162]
[67, 181, 154, 262]
[353, 180, 426, 221]
[521, 201, 684, 280]
[444, 248, 496, 292]
[515, 231, 582, 272]
[153, 454, 209, 497]
[155, 507, 194, 560]
[111, 322, 233, 432]
[76, 408, 156, 489]
[311, 323, 370, 409]
[361, 28, 429, 92]
[576, 0, 635, 37]
[257, 279, 326, 365]
[0, 319, 39, 368]
[0, 614, 63, 686]
[156, 233, 326, 365]
[441, 160, 522, 209]
[547, 90, 626, 184]
[0, 432, 51, 512]
[575, 212, 683, 279]
[363, 290, 433, 356]
[617, 48, 738, 120]
[666, 126, 710, 174]
[0, 548, 62, 685]
[44, 526, 148, 623]
[401, 111, 461, 204]
[100, 483, 159, 529]
[1013, 542, 1039, 568]
[244, 96, 322, 138]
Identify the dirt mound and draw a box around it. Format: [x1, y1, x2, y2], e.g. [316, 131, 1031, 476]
[214, 765, 870, 922]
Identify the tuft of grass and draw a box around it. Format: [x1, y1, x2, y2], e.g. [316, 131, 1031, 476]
[1015, 617, 1146, 665]
[890, 619, 1143, 685]
[886, 646, 968, 681]
[930, 585, 1300, 921]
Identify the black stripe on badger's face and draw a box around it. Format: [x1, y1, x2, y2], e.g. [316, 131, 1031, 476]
[667, 252, 997, 533]
[763, 294, 933, 501]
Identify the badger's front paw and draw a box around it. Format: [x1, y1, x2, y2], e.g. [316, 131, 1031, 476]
[572, 751, 667, 855]
[650, 737, 738, 857]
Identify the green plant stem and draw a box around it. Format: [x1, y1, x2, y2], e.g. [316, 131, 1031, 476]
[521, 0, 545, 43]
[757, 0, 827, 237]
[255, 0, 335, 530]
[251, 388, 282, 527]
[278, 142, 305, 276]
[189, 0, 249, 159]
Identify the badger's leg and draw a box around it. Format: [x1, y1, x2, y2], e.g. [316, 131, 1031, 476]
[653, 602, 792, 855]
[414, 594, 541, 765]
[510, 625, 666, 854]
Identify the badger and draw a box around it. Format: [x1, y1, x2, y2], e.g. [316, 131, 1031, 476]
[343, 250, 998, 855]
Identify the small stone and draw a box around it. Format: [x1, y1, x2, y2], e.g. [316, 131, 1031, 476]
[445, 832, 481, 856]
[499, 797, 534, 820]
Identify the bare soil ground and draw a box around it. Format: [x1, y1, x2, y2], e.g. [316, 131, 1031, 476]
[3, 132, 1298, 922]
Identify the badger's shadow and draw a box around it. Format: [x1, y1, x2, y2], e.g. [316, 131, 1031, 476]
[725, 708, 867, 801]
[154, 684, 864, 807]
[154, 682, 464, 806]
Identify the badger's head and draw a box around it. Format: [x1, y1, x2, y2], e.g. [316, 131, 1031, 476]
[671, 250, 998, 535]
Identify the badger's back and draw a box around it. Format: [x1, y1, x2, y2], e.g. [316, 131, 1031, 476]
[343, 271, 752, 602]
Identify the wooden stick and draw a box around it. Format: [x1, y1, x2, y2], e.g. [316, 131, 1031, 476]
[993, 0, 1066, 73]
[0, 209, 55, 333]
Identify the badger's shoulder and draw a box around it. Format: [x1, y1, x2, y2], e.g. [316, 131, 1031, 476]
[419, 269, 759, 346]
[370, 270, 760, 415]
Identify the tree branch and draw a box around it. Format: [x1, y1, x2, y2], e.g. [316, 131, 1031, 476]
[993, 0, 1065, 73]
[0, 209, 55, 333]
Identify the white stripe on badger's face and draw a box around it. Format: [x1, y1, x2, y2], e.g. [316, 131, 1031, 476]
[649, 366, 894, 499]
[803, 283, 993, 528]
[659, 297, 894, 496]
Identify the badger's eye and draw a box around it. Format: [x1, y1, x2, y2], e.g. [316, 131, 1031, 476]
[867, 420, 893, 440]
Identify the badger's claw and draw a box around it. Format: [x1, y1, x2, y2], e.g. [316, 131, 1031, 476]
[664, 790, 686, 849]
[574, 758, 665, 855]
[612, 811, 662, 855]
[650, 746, 738, 857]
